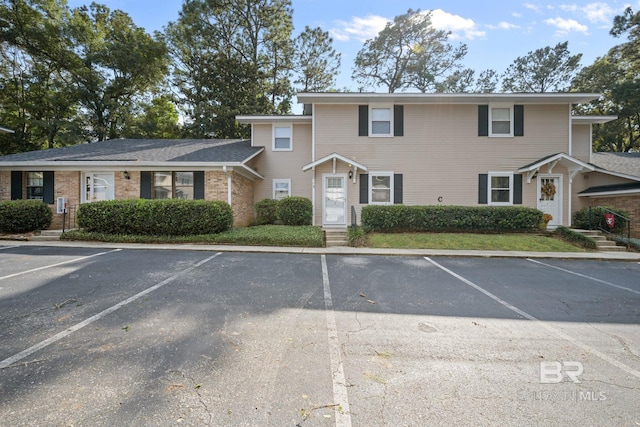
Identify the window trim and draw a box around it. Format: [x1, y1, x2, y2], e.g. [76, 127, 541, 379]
[488, 172, 514, 205]
[272, 123, 293, 151]
[489, 104, 514, 137]
[150, 171, 195, 200]
[272, 179, 291, 200]
[26, 172, 44, 201]
[81, 172, 115, 203]
[369, 172, 394, 205]
[368, 104, 394, 137]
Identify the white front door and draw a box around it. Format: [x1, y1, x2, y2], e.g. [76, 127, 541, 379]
[537, 175, 562, 227]
[323, 174, 347, 226]
[83, 172, 115, 202]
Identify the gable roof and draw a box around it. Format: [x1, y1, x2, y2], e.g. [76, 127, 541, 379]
[590, 152, 640, 180]
[302, 152, 368, 172]
[0, 138, 265, 179]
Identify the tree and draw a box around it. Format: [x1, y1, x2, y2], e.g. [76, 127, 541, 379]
[436, 68, 499, 93]
[502, 41, 582, 92]
[572, 8, 640, 152]
[293, 26, 341, 92]
[165, 0, 294, 139]
[122, 95, 181, 139]
[352, 9, 467, 93]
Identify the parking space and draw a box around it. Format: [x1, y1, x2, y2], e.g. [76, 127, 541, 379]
[0, 245, 638, 426]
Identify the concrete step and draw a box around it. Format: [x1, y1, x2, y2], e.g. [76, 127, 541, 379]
[568, 229, 628, 252]
[39, 229, 65, 237]
[324, 228, 348, 247]
[30, 235, 62, 241]
[326, 240, 348, 247]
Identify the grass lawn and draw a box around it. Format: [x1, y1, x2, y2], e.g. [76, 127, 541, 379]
[62, 225, 323, 247]
[366, 232, 589, 252]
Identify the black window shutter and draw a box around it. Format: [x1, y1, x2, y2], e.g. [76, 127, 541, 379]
[513, 174, 523, 204]
[393, 174, 403, 204]
[10, 171, 23, 200]
[43, 171, 54, 204]
[193, 171, 205, 200]
[358, 105, 368, 136]
[393, 105, 404, 136]
[478, 105, 489, 136]
[514, 105, 524, 136]
[140, 171, 152, 199]
[478, 174, 488, 204]
[359, 174, 368, 204]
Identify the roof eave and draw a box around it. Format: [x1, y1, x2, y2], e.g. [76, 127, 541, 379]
[236, 115, 312, 124]
[578, 188, 640, 197]
[297, 92, 602, 105]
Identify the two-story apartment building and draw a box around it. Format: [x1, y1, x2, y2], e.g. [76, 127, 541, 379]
[1, 92, 639, 235]
[239, 92, 637, 232]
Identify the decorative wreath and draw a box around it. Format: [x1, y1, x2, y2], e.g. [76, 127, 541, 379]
[541, 182, 556, 198]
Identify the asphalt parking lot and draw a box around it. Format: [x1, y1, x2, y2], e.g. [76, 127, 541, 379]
[0, 245, 639, 426]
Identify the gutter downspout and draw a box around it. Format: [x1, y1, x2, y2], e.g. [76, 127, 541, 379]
[223, 166, 232, 206]
[311, 103, 316, 226]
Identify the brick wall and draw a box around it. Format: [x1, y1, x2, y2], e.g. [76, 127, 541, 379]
[231, 172, 255, 227]
[115, 171, 140, 199]
[587, 195, 640, 238]
[0, 171, 10, 201]
[50, 171, 81, 229]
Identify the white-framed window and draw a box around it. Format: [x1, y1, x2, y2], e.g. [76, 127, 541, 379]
[26, 172, 44, 200]
[82, 172, 115, 203]
[369, 105, 393, 137]
[273, 179, 291, 200]
[369, 172, 394, 205]
[488, 172, 513, 205]
[273, 124, 292, 151]
[152, 171, 194, 199]
[489, 104, 513, 137]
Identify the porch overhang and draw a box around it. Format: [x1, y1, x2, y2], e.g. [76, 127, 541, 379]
[302, 152, 368, 172]
[518, 153, 595, 183]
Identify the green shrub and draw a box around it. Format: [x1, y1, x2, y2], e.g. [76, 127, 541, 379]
[347, 226, 367, 247]
[77, 199, 233, 236]
[573, 206, 630, 234]
[254, 198, 279, 225]
[361, 205, 543, 233]
[555, 226, 597, 249]
[276, 196, 312, 226]
[0, 200, 52, 232]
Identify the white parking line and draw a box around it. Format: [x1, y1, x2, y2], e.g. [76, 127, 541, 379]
[0, 245, 19, 250]
[527, 258, 640, 296]
[0, 249, 122, 282]
[321, 255, 352, 427]
[0, 252, 222, 370]
[425, 257, 640, 380]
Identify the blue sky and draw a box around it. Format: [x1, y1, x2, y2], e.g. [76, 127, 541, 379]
[67, 0, 639, 92]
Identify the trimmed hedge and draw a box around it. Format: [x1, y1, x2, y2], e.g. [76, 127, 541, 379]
[0, 200, 53, 233]
[361, 205, 543, 233]
[555, 226, 597, 249]
[77, 199, 233, 236]
[275, 196, 313, 226]
[254, 198, 279, 225]
[573, 206, 630, 234]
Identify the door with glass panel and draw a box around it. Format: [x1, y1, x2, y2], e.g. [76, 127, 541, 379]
[83, 173, 115, 202]
[323, 175, 346, 226]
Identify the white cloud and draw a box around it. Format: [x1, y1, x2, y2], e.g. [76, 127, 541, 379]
[487, 21, 521, 30]
[583, 2, 615, 23]
[544, 17, 589, 36]
[330, 15, 389, 42]
[523, 3, 541, 11]
[512, 12, 523, 18]
[429, 9, 486, 40]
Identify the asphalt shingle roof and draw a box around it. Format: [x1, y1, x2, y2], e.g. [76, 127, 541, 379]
[591, 152, 640, 178]
[579, 182, 640, 195]
[0, 139, 262, 163]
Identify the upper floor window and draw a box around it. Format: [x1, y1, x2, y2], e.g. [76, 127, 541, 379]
[273, 124, 292, 151]
[479, 104, 524, 137]
[26, 172, 44, 200]
[369, 105, 393, 137]
[359, 105, 404, 137]
[490, 105, 513, 137]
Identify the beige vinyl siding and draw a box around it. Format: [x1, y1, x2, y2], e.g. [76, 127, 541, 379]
[571, 124, 591, 163]
[312, 103, 570, 225]
[251, 123, 313, 203]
